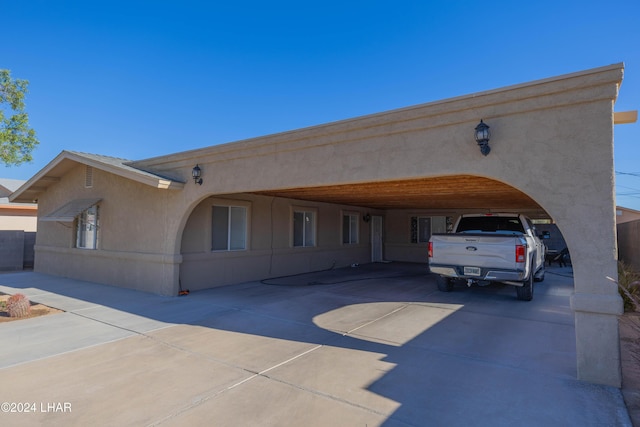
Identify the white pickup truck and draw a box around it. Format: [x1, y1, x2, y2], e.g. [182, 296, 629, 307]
[428, 213, 546, 301]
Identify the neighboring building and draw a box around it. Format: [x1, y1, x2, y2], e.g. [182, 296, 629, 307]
[616, 205, 640, 224]
[616, 206, 640, 272]
[0, 178, 37, 271]
[0, 178, 37, 231]
[9, 64, 634, 387]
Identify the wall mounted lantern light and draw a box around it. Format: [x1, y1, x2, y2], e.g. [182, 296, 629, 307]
[192, 164, 203, 185]
[363, 213, 371, 223]
[474, 119, 491, 156]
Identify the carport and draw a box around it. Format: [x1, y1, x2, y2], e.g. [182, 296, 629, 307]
[163, 64, 624, 387]
[11, 64, 627, 387]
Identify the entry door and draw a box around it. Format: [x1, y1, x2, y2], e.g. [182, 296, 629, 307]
[371, 215, 383, 262]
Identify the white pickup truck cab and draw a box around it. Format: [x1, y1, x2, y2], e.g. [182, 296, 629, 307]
[428, 213, 546, 301]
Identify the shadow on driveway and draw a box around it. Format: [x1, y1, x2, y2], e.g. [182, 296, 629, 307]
[0, 263, 631, 426]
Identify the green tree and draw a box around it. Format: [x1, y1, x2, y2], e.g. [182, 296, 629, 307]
[0, 69, 39, 165]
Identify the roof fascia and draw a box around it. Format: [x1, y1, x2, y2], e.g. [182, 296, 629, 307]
[10, 151, 184, 203]
[130, 63, 625, 170]
[63, 152, 184, 190]
[9, 151, 67, 202]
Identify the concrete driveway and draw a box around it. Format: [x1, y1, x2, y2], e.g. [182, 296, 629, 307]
[0, 263, 632, 426]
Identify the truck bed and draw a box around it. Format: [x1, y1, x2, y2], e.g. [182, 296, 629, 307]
[428, 213, 545, 300]
[429, 232, 524, 271]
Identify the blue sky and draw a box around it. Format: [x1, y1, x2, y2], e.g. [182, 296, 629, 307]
[2, 1, 640, 209]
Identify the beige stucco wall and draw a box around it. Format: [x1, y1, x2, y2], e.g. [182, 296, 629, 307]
[180, 193, 373, 290]
[383, 210, 450, 263]
[0, 213, 37, 232]
[180, 196, 461, 289]
[35, 165, 183, 295]
[31, 64, 625, 386]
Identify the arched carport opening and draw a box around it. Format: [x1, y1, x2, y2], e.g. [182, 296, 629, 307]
[253, 173, 570, 280]
[255, 173, 573, 264]
[178, 174, 568, 289]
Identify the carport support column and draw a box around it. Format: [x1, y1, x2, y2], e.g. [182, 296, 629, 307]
[570, 292, 623, 387]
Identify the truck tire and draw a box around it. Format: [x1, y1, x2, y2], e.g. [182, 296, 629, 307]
[534, 264, 545, 282]
[437, 276, 454, 292]
[516, 273, 534, 301]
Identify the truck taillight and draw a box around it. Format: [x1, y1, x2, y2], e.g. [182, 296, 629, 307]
[516, 245, 526, 263]
[428, 242, 433, 258]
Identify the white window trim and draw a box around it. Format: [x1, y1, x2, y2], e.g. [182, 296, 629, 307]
[76, 204, 99, 249]
[292, 206, 318, 248]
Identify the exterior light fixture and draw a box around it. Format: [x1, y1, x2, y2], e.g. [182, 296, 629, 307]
[363, 213, 371, 223]
[474, 119, 491, 156]
[192, 164, 203, 185]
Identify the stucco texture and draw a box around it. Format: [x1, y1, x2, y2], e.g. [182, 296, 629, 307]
[23, 64, 626, 386]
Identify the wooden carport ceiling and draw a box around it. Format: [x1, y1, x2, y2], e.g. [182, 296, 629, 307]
[254, 175, 546, 213]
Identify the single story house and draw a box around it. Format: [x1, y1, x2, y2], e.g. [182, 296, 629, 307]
[0, 178, 37, 270]
[616, 205, 640, 224]
[0, 178, 37, 232]
[10, 63, 634, 387]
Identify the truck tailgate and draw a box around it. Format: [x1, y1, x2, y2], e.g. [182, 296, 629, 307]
[430, 233, 521, 270]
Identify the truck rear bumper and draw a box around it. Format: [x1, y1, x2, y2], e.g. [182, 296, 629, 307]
[429, 264, 526, 283]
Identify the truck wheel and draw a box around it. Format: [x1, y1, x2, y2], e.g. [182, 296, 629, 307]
[516, 273, 534, 301]
[437, 276, 454, 292]
[534, 265, 545, 282]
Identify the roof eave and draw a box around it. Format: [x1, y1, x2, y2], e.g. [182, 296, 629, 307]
[9, 151, 184, 203]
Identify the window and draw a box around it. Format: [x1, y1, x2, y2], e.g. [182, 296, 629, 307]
[456, 216, 524, 233]
[212, 205, 247, 251]
[410, 216, 431, 243]
[431, 216, 448, 234]
[293, 210, 316, 247]
[76, 204, 99, 249]
[342, 213, 359, 244]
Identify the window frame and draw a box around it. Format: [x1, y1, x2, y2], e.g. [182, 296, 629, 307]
[410, 216, 431, 244]
[342, 212, 359, 245]
[211, 204, 248, 252]
[75, 204, 99, 249]
[292, 207, 317, 248]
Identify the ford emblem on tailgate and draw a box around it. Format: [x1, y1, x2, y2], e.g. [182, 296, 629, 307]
[466, 246, 478, 251]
